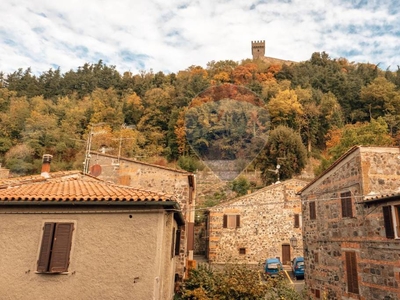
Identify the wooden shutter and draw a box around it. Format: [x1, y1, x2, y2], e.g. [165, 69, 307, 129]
[37, 223, 55, 272]
[223, 215, 227, 228]
[309, 202, 316, 220]
[236, 215, 240, 228]
[382, 206, 395, 239]
[341, 192, 352, 218]
[187, 223, 194, 251]
[49, 223, 74, 273]
[345, 251, 359, 294]
[175, 229, 181, 256]
[171, 228, 176, 258]
[294, 214, 300, 228]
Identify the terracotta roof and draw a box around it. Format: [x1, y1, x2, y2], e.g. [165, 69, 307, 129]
[0, 170, 82, 187]
[0, 175, 173, 203]
[363, 192, 400, 203]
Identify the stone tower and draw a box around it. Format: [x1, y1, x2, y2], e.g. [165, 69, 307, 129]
[251, 40, 265, 59]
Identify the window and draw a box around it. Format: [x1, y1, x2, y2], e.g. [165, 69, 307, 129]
[239, 248, 246, 255]
[294, 214, 300, 228]
[309, 202, 316, 220]
[171, 228, 182, 258]
[223, 214, 240, 229]
[315, 289, 321, 298]
[37, 223, 74, 273]
[341, 191, 353, 218]
[345, 251, 359, 294]
[383, 204, 400, 239]
[314, 252, 319, 264]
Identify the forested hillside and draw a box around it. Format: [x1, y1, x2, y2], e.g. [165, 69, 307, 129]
[0, 52, 399, 182]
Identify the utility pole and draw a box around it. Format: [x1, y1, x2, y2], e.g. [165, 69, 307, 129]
[83, 123, 106, 174]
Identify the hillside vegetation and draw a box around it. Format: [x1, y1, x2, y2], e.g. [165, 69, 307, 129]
[0, 52, 399, 182]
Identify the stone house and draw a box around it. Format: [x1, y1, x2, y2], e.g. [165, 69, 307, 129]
[299, 146, 400, 299]
[0, 169, 184, 300]
[206, 179, 308, 265]
[87, 151, 196, 277]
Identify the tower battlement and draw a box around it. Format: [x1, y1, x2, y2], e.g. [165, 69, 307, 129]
[251, 40, 265, 59]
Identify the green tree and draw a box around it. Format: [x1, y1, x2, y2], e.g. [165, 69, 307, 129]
[257, 126, 307, 184]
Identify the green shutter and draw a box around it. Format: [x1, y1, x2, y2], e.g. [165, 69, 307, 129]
[37, 223, 55, 272]
[49, 223, 74, 273]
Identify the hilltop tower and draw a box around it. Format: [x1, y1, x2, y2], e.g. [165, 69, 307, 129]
[251, 40, 265, 59]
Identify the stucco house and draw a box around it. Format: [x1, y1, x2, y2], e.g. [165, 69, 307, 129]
[0, 165, 184, 299]
[206, 179, 308, 265]
[299, 146, 400, 299]
[87, 151, 196, 277]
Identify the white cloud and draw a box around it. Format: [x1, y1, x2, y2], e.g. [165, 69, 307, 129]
[0, 0, 399, 75]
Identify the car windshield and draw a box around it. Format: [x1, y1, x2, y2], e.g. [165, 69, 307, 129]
[297, 261, 304, 268]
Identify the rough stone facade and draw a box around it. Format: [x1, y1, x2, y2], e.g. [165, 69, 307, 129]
[207, 179, 308, 265]
[300, 146, 400, 300]
[88, 151, 196, 278]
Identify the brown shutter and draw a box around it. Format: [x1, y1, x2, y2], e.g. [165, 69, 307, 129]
[37, 223, 55, 272]
[175, 229, 181, 256]
[223, 215, 227, 228]
[49, 223, 74, 273]
[345, 251, 359, 294]
[383, 206, 395, 239]
[236, 215, 240, 228]
[341, 192, 352, 217]
[294, 214, 300, 228]
[309, 202, 316, 220]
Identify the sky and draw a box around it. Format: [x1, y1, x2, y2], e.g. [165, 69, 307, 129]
[1, 0, 399, 76]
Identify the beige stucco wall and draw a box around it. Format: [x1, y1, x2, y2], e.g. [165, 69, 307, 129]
[0, 206, 178, 300]
[207, 179, 307, 265]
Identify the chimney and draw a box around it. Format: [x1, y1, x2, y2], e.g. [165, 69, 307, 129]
[41, 154, 53, 178]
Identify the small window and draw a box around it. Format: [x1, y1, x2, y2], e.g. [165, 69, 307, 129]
[223, 214, 240, 229]
[383, 204, 400, 239]
[309, 202, 316, 220]
[239, 248, 246, 255]
[294, 214, 300, 228]
[314, 252, 319, 264]
[345, 251, 359, 294]
[37, 223, 74, 273]
[341, 191, 353, 218]
[315, 289, 321, 298]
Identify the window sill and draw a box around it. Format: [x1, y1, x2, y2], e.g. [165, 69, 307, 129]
[35, 271, 69, 275]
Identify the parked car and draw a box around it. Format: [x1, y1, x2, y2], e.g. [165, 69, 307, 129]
[291, 256, 304, 279]
[264, 258, 283, 278]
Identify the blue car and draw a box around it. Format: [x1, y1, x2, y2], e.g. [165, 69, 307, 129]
[264, 258, 283, 278]
[292, 257, 304, 279]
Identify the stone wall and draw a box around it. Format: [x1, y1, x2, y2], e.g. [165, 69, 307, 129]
[301, 147, 400, 299]
[207, 179, 307, 265]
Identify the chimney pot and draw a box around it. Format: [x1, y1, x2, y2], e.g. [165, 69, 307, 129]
[41, 154, 53, 175]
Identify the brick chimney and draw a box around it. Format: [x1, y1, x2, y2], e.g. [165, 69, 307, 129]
[41, 154, 53, 178]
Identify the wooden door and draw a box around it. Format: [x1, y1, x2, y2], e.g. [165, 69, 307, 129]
[282, 244, 291, 265]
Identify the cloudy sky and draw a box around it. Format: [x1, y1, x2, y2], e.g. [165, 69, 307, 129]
[1, 0, 399, 76]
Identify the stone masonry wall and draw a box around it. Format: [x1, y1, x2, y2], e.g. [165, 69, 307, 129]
[301, 147, 400, 300]
[207, 179, 307, 265]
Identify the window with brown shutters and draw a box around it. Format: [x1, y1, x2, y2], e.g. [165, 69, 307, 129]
[223, 214, 240, 229]
[309, 201, 316, 220]
[37, 223, 74, 273]
[345, 251, 359, 294]
[383, 206, 395, 239]
[341, 191, 353, 218]
[294, 214, 300, 228]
